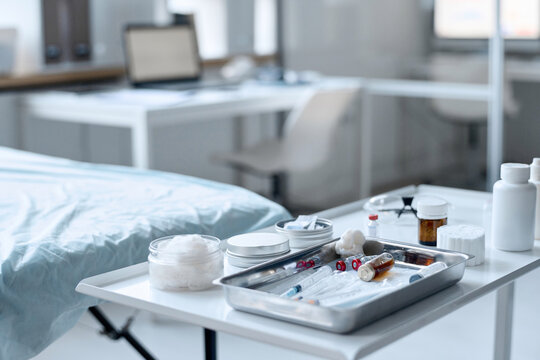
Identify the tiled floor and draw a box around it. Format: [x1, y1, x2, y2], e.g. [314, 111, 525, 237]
[33, 267, 540, 360]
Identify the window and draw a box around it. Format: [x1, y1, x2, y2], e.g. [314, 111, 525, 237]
[167, 0, 227, 59]
[167, 0, 277, 59]
[254, 0, 277, 55]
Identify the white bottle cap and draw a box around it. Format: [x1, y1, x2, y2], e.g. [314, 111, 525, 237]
[531, 158, 540, 181]
[500, 163, 530, 184]
[417, 198, 448, 220]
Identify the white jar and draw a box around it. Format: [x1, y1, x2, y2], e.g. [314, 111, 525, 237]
[148, 235, 223, 291]
[492, 163, 536, 251]
[531, 158, 540, 240]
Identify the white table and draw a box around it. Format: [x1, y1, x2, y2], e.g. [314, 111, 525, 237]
[77, 185, 540, 360]
[20, 82, 315, 170]
[21, 78, 497, 198]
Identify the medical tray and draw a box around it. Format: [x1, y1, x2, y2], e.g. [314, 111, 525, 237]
[216, 237, 471, 333]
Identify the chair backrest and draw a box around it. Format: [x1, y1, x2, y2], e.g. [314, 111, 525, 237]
[282, 87, 358, 172]
[429, 53, 518, 122]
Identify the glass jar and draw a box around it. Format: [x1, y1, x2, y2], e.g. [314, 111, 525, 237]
[417, 199, 448, 246]
[148, 234, 223, 291]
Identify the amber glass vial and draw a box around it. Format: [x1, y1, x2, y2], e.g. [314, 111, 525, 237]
[357, 253, 395, 281]
[418, 218, 447, 246]
[417, 199, 448, 247]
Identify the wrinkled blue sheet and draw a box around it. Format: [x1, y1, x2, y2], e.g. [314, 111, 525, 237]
[0, 147, 289, 360]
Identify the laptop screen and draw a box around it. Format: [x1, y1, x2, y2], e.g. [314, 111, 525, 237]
[124, 25, 201, 84]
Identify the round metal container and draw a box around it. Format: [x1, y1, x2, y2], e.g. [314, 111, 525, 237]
[225, 233, 290, 268]
[275, 218, 334, 249]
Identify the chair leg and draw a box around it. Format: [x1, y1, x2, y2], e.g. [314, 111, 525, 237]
[271, 173, 288, 206]
[466, 124, 483, 188]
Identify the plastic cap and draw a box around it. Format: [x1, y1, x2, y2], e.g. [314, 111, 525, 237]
[417, 198, 448, 219]
[500, 163, 530, 184]
[531, 158, 540, 181]
[358, 264, 375, 281]
[369, 214, 378, 221]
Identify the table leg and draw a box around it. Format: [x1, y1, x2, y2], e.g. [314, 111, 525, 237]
[232, 116, 244, 186]
[204, 328, 217, 360]
[359, 91, 373, 198]
[493, 281, 515, 360]
[132, 117, 152, 169]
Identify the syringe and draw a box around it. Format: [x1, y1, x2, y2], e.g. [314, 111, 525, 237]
[279, 265, 333, 298]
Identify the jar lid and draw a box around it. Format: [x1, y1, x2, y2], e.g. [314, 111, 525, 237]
[501, 163, 530, 184]
[226, 233, 289, 258]
[417, 198, 448, 219]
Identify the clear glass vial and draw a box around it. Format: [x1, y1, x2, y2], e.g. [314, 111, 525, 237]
[148, 235, 223, 291]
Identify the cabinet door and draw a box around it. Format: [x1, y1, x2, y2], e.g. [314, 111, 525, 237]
[42, 0, 90, 64]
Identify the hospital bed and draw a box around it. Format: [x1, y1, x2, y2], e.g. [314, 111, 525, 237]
[0, 147, 289, 360]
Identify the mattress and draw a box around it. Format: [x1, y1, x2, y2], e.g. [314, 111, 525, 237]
[0, 147, 289, 359]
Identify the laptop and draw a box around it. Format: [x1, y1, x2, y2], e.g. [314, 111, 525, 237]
[123, 23, 239, 91]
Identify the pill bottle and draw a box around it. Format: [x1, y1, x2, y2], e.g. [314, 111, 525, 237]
[417, 198, 448, 246]
[492, 163, 536, 251]
[148, 235, 223, 291]
[531, 158, 540, 240]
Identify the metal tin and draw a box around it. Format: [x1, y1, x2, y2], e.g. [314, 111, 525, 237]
[275, 218, 333, 234]
[275, 218, 334, 249]
[226, 233, 290, 258]
[216, 237, 471, 333]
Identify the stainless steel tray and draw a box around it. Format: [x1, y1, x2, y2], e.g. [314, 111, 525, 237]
[216, 237, 471, 333]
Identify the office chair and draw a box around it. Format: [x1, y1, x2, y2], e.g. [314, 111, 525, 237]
[214, 87, 359, 205]
[428, 53, 519, 186]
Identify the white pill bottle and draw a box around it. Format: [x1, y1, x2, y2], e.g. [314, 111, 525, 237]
[531, 158, 540, 240]
[492, 163, 536, 251]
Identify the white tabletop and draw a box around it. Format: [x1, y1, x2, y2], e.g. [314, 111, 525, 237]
[77, 185, 540, 360]
[21, 78, 363, 126]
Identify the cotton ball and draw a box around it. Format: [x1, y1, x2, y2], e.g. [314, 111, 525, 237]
[149, 234, 223, 291]
[335, 229, 365, 257]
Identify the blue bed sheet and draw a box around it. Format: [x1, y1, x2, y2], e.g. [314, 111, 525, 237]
[0, 147, 289, 360]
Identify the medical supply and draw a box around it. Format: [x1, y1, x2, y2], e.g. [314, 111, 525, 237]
[294, 271, 357, 300]
[317, 286, 401, 308]
[417, 198, 448, 246]
[357, 252, 395, 282]
[335, 229, 366, 257]
[148, 234, 223, 291]
[531, 158, 540, 240]
[492, 163, 536, 251]
[280, 266, 333, 297]
[409, 262, 448, 283]
[364, 194, 418, 224]
[275, 217, 333, 249]
[437, 224, 485, 266]
[403, 250, 435, 266]
[225, 233, 290, 268]
[284, 215, 318, 230]
[335, 254, 378, 271]
[367, 214, 379, 237]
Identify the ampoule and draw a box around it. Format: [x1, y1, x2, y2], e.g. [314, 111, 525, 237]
[335, 254, 378, 271]
[357, 252, 395, 282]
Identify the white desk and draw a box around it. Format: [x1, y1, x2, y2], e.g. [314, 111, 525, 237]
[77, 185, 540, 360]
[20, 83, 320, 169]
[21, 78, 496, 198]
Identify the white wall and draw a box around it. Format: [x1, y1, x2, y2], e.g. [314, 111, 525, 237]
[282, 0, 469, 206]
[0, 0, 42, 74]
